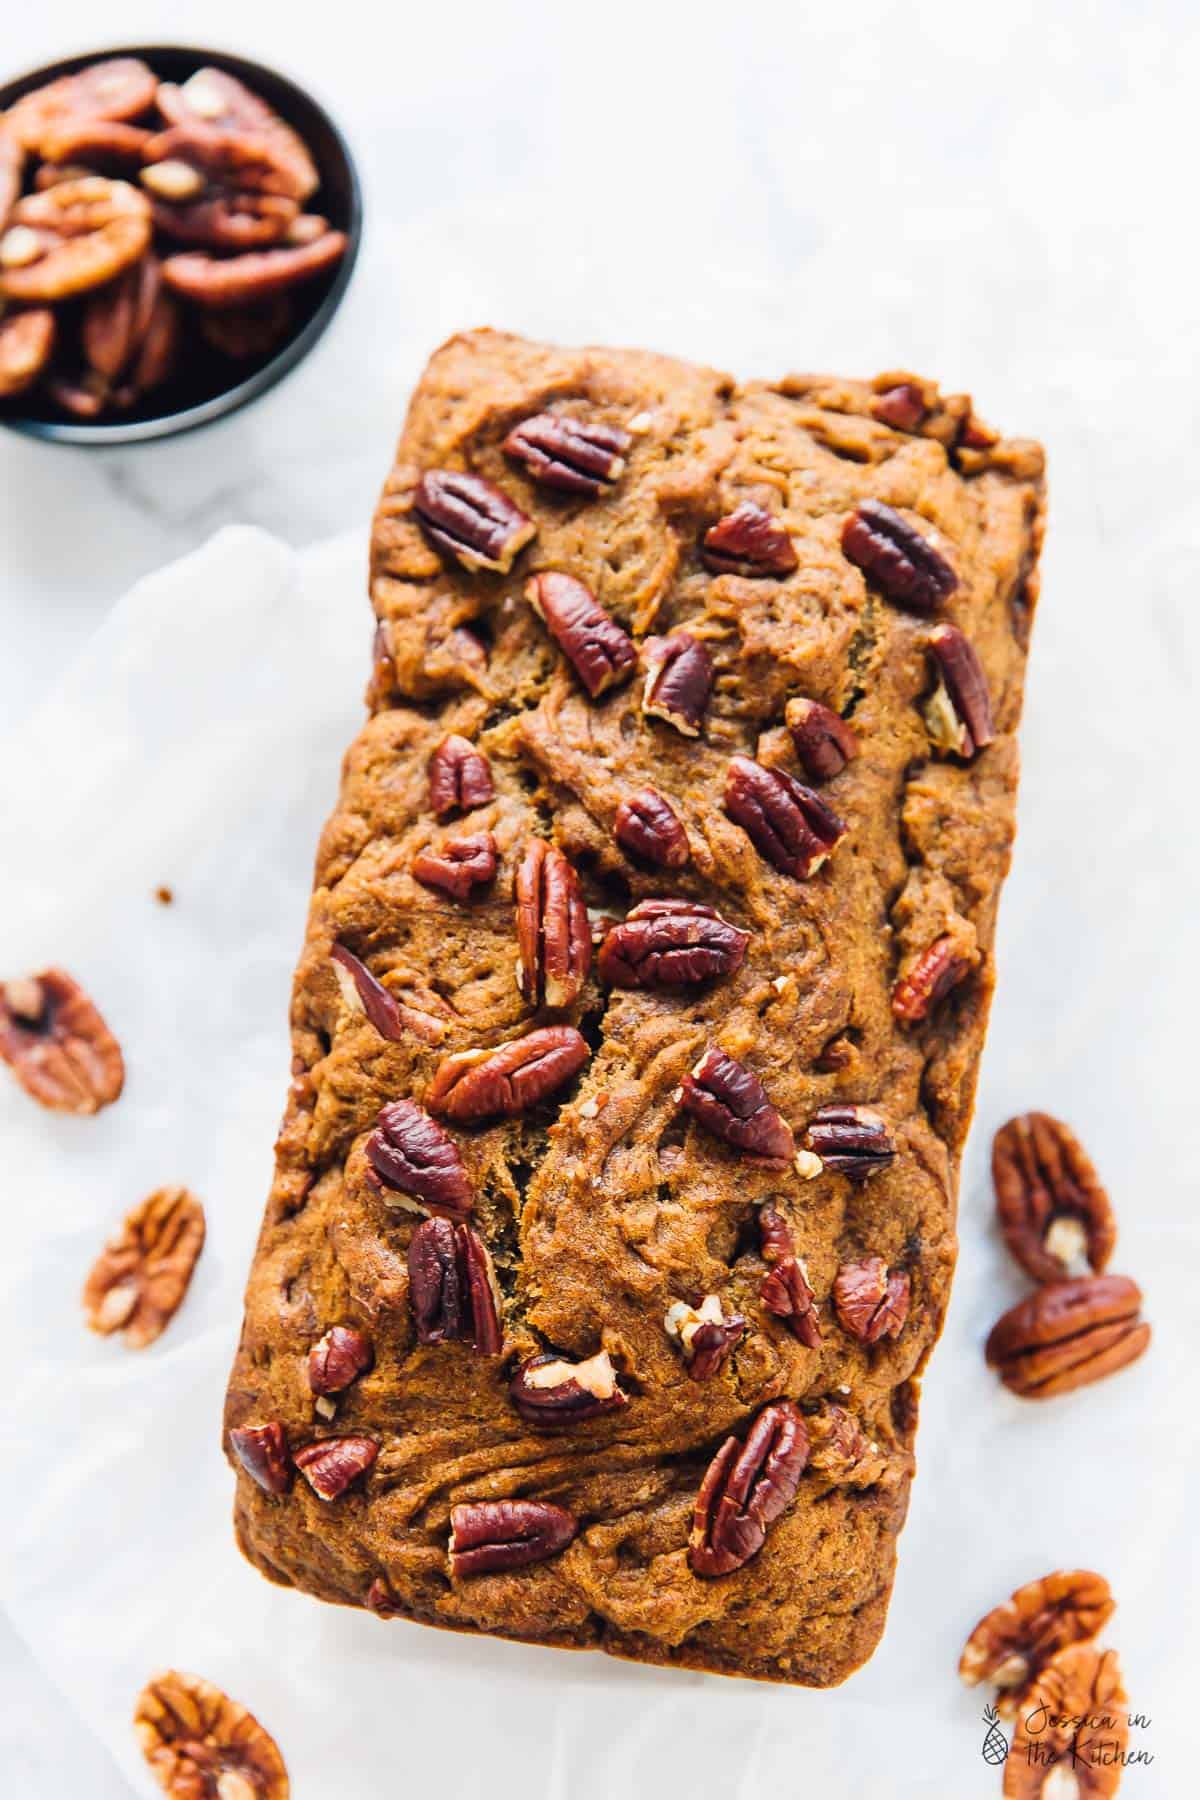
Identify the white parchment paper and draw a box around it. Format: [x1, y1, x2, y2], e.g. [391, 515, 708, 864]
[0, 523, 1194, 1798]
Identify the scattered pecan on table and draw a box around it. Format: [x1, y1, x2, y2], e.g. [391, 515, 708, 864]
[993, 1112, 1117, 1283]
[134, 1667, 289, 1799]
[959, 1569, 1116, 1718]
[0, 967, 124, 1113]
[1003, 1644, 1128, 1799]
[82, 1185, 205, 1348]
[985, 1273, 1150, 1399]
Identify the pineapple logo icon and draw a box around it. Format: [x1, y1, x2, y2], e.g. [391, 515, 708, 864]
[980, 1703, 1009, 1765]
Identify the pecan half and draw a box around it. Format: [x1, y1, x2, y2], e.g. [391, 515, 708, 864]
[509, 1348, 626, 1423]
[134, 1668, 289, 1800]
[1003, 1644, 1128, 1799]
[723, 755, 846, 879]
[701, 502, 798, 577]
[833, 1256, 910, 1343]
[802, 1104, 895, 1177]
[993, 1112, 1117, 1284]
[155, 67, 319, 201]
[152, 187, 298, 251]
[689, 1400, 809, 1576]
[891, 935, 973, 1024]
[525, 571, 637, 697]
[641, 630, 714, 736]
[515, 839, 591, 1008]
[428, 733, 494, 818]
[294, 1434, 379, 1500]
[331, 943, 412, 1041]
[228, 1422, 292, 1497]
[784, 697, 859, 783]
[413, 831, 498, 901]
[597, 899, 748, 989]
[0, 968, 124, 1113]
[664, 1296, 746, 1381]
[985, 1274, 1150, 1399]
[923, 623, 995, 756]
[503, 411, 630, 496]
[679, 1045, 795, 1163]
[7, 59, 158, 155]
[841, 498, 958, 612]
[427, 1026, 589, 1123]
[449, 1499, 578, 1576]
[82, 1186, 205, 1348]
[415, 469, 535, 573]
[0, 308, 56, 397]
[408, 1216, 502, 1353]
[364, 1098, 474, 1217]
[959, 1569, 1116, 1716]
[760, 1248, 821, 1347]
[40, 118, 152, 168]
[308, 1325, 372, 1396]
[1, 177, 151, 301]
[870, 382, 927, 430]
[613, 788, 689, 868]
[160, 231, 348, 308]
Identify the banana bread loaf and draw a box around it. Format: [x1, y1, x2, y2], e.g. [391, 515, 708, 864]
[224, 328, 1045, 1685]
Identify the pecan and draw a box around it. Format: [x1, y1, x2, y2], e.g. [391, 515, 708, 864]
[841, 498, 958, 612]
[985, 1274, 1150, 1399]
[833, 1256, 910, 1343]
[515, 839, 592, 1008]
[1003, 1644, 1128, 1799]
[154, 67, 319, 200]
[891, 935, 973, 1024]
[689, 1400, 809, 1576]
[959, 1569, 1116, 1717]
[503, 411, 630, 496]
[701, 502, 798, 577]
[802, 1103, 896, 1176]
[449, 1499, 578, 1576]
[160, 232, 348, 308]
[613, 788, 689, 869]
[804, 1402, 883, 1483]
[408, 1216, 502, 1352]
[427, 1026, 589, 1122]
[0, 307, 56, 397]
[641, 630, 714, 735]
[415, 469, 535, 573]
[870, 381, 927, 431]
[134, 1668, 289, 1800]
[40, 118, 152, 168]
[723, 755, 846, 879]
[308, 1325, 372, 1396]
[923, 623, 995, 756]
[0, 968, 124, 1113]
[525, 571, 637, 696]
[1, 177, 151, 301]
[509, 1348, 627, 1423]
[81, 253, 161, 383]
[82, 1186, 206, 1348]
[679, 1045, 795, 1163]
[428, 733, 494, 818]
[364, 1097, 474, 1217]
[150, 188, 299, 252]
[199, 295, 293, 358]
[294, 1434, 379, 1500]
[760, 1252, 821, 1347]
[7, 59, 158, 155]
[413, 831, 498, 901]
[664, 1297, 745, 1380]
[365, 1577, 401, 1618]
[330, 943, 411, 1041]
[993, 1113, 1117, 1285]
[228, 1422, 292, 1497]
[597, 899, 748, 989]
[784, 697, 859, 783]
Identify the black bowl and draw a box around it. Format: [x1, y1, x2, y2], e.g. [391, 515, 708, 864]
[0, 43, 361, 445]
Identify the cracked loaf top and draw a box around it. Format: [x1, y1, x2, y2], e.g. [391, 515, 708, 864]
[224, 329, 1045, 1686]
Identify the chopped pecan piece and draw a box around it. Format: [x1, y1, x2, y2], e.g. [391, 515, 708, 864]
[664, 1296, 745, 1381]
[228, 1422, 292, 1497]
[0, 308, 57, 397]
[959, 1569, 1116, 1717]
[723, 755, 846, 879]
[427, 1026, 589, 1122]
[515, 839, 592, 1008]
[833, 1256, 910, 1344]
[1003, 1644, 1128, 1798]
[804, 1402, 883, 1484]
[923, 623, 994, 756]
[784, 697, 859, 783]
[679, 1045, 795, 1163]
[870, 381, 927, 431]
[415, 469, 535, 573]
[294, 1434, 379, 1500]
[0, 968, 124, 1114]
[641, 630, 714, 736]
[597, 899, 748, 989]
[82, 1186, 206, 1348]
[413, 831, 498, 901]
[802, 1103, 895, 1176]
[503, 411, 630, 496]
[365, 1577, 401, 1618]
[613, 788, 689, 868]
[985, 1274, 1150, 1399]
[407, 1216, 502, 1353]
[509, 1348, 627, 1423]
[449, 1499, 578, 1576]
[525, 571, 637, 697]
[841, 498, 958, 612]
[364, 1097, 474, 1218]
[689, 1400, 809, 1576]
[891, 935, 973, 1024]
[308, 1325, 372, 1396]
[427, 733, 494, 818]
[331, 943, 411, 1041]
[134, 1667, 289, 1800]
[701, 502, 798, 577]
[993, 1112, 1117, 1284]
[7, 59, 158, 154]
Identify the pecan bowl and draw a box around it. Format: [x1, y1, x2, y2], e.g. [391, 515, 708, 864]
[0, 43, 361, 444]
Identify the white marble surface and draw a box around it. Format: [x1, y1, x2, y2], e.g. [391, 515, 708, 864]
[4, 2, 1199, 1794]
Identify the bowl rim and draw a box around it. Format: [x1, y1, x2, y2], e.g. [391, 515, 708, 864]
[0, 41, 363, 447]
